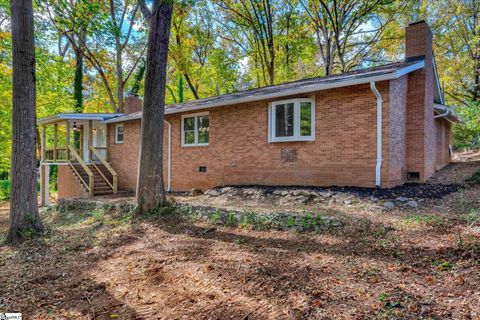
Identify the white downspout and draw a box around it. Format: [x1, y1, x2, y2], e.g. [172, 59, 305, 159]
[434, 109, 450, 119]
[370, 81, 383, 187]
[164, 120, 172, 192]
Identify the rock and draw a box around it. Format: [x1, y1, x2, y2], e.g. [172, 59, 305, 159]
[220, 187, 233, 194]
[384, 201, 396, 209]
[397, 196, 409, 202]
[406, 200, 418, 208]
[318, 191, 332, 198]
[205, 189, 220, 197]
[191, 188, 203, 196]
[295, 195, 310, 204]
[273, 190, 289, 196]
[343, 199, 352, 205]
[243, 189, 256, 196]
[292, 189, 310, 196]
[279, 195, 294, 205]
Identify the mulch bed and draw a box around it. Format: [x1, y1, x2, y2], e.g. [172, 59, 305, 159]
[218, 183, 463, 200]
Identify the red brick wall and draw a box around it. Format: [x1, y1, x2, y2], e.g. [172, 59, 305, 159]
[58, 165, 89, 198]
[108, 81, 405, 191]
[108, 121, 141, 191]
[435, 118, 452, 170]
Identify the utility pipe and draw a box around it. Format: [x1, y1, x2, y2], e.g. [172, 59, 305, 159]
[370, 81, 383, 187]
[164, 120, 172, 192]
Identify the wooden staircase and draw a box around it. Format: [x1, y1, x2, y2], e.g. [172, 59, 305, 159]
[66, 145, 118, 197]
[70, 164, 115, 196]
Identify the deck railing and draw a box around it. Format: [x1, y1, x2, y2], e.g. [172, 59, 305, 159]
[44, 147, 80, 163]
[67, 145, 94, 196]
[90, 146, 117, 194]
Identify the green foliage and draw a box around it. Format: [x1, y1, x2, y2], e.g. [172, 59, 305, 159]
[0, 179, 9, 200]
[453, 102, 480, 149]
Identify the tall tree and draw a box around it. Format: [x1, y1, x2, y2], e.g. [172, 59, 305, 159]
[6, 0, 43, 243]
[135, 0, 173, 215]
[40, 0, 97, 114]
[217, 0, 276, 85]
[300, 0, 404, 74]
[43, 0, 147, 113]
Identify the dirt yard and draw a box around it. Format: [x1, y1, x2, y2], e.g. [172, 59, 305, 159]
[0, 158, 479, 319]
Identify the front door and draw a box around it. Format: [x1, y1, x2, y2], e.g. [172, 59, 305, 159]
[92, 123, 107, 160]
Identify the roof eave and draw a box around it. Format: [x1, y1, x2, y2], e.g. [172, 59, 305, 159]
[38, 113, 125, 125]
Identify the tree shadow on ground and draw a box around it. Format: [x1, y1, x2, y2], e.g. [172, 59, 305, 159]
[0, 210, 142, 319]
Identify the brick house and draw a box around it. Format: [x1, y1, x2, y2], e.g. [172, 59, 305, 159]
[38, 21, 461, 204]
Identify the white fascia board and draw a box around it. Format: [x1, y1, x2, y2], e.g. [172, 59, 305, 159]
[103, 113, 142, 123]
[395, 60, 425, 78]
[104, 61, 425, 122]
[432, 58, 444, 104]
[39, 113, 124, 125]
[37, 115, 61, 125]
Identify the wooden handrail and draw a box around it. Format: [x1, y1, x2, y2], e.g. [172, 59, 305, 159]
[90, 146, 118, 194]
[68, 145, 94, 196]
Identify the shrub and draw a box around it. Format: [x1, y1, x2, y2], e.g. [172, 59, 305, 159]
[466, 170, 480, 185]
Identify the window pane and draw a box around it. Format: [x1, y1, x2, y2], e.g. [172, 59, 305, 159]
[184, 117, 195, 130]
[300, 102, 312, 136]
[184, 131, 195, 144]
[275, 103, 294, 137]
[116, 126, 124, 142]
[197, 116, 209, 144]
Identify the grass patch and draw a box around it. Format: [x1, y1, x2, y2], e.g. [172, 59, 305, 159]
[462, 209, 480, 226]
[403, 214, 444, 226]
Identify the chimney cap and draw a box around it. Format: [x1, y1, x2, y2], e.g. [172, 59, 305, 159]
[408, 20, 427, 26]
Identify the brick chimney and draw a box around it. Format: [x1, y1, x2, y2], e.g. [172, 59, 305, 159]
[405, 20, 433, 62]
[404, 20, 436, 182]
[123, 95, 143, 114]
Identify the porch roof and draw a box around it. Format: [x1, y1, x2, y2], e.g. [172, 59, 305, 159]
[38, 113, 125, 125]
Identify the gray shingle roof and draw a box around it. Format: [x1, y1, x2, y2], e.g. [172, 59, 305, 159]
[104, 60, 425, 123]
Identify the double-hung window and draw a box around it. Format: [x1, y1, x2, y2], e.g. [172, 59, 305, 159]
[115, 124, 124, 144]
[268, 98, 315, 142]
[181, 112, 209, 147]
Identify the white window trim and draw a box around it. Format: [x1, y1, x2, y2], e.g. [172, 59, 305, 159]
[115, 124, 124, 144]
[268, 98, 315, 142]
[181, 111, 210, 147]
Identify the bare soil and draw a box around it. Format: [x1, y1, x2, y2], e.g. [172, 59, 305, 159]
[0, 156, 480, 319]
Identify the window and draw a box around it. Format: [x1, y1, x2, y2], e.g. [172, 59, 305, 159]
[115, 124, 124, 144]
[181, 112, 209, 146]
[268, 98, 315, 142]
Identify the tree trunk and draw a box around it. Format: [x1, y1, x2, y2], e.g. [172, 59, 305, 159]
[73, 48, 84, 113]
[116, 45, 125, 113]
[135, 0, 173, 215]
[73, 47, 83, 147]
[7, 0, 43, 243]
